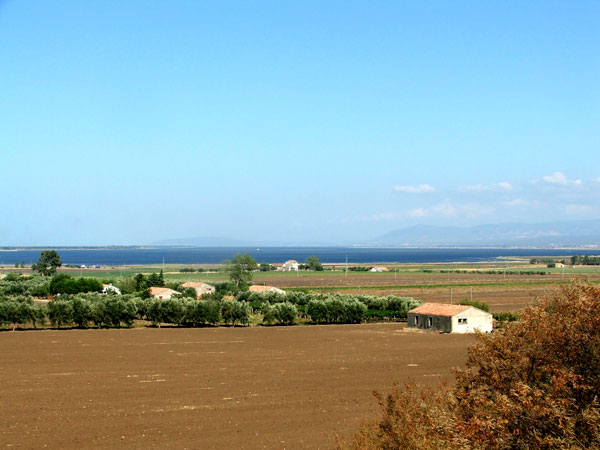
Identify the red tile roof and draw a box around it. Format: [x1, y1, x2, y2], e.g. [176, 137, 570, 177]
[249, 285, 284, 293]
[408, 303, 472, 317]
[149, 287, 180, 297]
[181, 281, 212, 288]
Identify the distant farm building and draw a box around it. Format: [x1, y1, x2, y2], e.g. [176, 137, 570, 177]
[181, 281, 215, 299]
[370, 266, 389, 272]
[407, 303, 493, 334]
[555, 262, 565, 268]
[281, 260, 299, 271]
[149, 287, 180, 300]
[102, 283, 121, 295]
[249, 285, 286, 295]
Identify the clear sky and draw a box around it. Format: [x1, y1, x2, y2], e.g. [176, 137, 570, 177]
[1, 1, 599, 245]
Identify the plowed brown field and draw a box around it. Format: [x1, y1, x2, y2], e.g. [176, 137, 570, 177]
[0, 324, 473, 449]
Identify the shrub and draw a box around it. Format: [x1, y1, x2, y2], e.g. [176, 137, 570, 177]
[49, 274, 103, 295]
[492, 311, 519, 323]
[458, 299, 489, 312]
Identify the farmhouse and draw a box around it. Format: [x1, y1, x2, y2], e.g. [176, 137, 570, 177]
[407, 303, 493, 333]
[181, 281, 215, 299]
[370, 266, 389, 272]
[149, 287, 180, 300]
[281, 260, 299, 271]
[249, 285, 286, 295]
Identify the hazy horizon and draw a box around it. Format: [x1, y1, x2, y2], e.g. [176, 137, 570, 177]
[2, 1, 598, 246]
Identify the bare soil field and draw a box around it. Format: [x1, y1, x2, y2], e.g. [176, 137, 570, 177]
[351, 285, 553, 312]
[0, 324, 473, 449]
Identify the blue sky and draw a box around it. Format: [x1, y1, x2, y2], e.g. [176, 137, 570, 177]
[1, 1, 599, 245]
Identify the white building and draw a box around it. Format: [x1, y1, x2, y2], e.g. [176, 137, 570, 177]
[181, 281, 216, 299]
[407, 303, 493, 334]
[102, 283, 121, 295]
[282, 260, 299, 271]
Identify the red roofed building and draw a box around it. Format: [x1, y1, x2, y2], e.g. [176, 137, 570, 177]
[149, 287, 180, 300]
[249, 285, 286, 295]
[408, 302, 492, 333]
[181, 281, 215, 299]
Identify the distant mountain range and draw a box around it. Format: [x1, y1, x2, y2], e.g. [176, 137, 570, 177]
[371, 220, 600, 248]
[151, 221, 600, 248]
[152, 236, 250, 247]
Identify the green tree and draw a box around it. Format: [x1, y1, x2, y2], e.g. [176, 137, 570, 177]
[146, 271, 165, 287]
[224, 253, 258, 287]
[305, 256, 324, 271]
[32, 250, 62, 276]
[259, 262, 271, 272]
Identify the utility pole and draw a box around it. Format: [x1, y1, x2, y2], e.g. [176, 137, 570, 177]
[450, 288, 453, 304]
[470, 286, 473, 302]
[345, 255, 348, 278]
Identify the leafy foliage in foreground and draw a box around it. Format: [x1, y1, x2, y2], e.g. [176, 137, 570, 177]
[340, 284, 600, 450]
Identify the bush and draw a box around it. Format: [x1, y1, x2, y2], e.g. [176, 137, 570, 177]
[492, 311, 519, 323]
[49, 274, 103, 295]
[458, 299, 490, 312]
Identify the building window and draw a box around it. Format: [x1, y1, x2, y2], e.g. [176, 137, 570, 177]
[415, 316, 419, 325]
[428, 317, 433, 327]
[458, 318, 467, 324]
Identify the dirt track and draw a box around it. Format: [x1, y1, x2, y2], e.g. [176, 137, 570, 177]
[0, 324, 473, 449]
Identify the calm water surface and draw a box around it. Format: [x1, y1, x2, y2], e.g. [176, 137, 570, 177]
[0, 247, 597, 266]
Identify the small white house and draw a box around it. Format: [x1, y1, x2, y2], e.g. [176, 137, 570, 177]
[282, 260, 299, 271]
[181, 281, 216, 299]
[407, 303, 493, 334]
[102, 283, 121, 295]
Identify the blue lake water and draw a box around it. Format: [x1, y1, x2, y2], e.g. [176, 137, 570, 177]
[0, 247, 598, 266]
